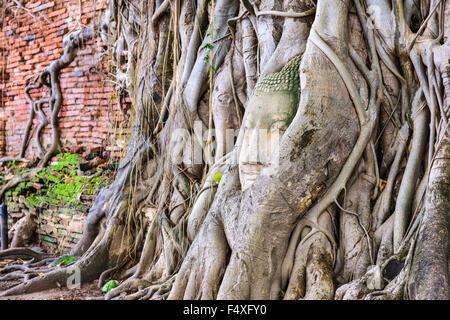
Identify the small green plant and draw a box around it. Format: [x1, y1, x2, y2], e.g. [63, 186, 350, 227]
[102, 280, 119, 293]
[202, 41, 216, 76]
[4, 153, 113, 211]
[213, 172, 223, 183]
[203, 43, 214, 51]
[51, 255, 78, 267]
[7, 160, 16, 168]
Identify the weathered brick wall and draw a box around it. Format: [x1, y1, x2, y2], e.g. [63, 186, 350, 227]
[7, 196, 93, 252]
[0, 0, 128, 159]
[0, 45, 6, 155]
[0, 0, 130, 251]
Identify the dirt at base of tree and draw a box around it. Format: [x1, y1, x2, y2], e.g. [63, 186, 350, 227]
[0, 280, 103, 300]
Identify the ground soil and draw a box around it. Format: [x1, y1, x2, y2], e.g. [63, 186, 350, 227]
[0, 280, 103, 300]
[0, 251, 104, 300]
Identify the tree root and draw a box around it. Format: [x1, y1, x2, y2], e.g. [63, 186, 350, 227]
[299, 27, 376, 227]
[0, 262, 51, 283]
[0, 0, 443, 302]
[182, 0, 239, 113]
[256, 8, 316, 19]
[105, 277, 152, 300]
[281, 24, 378, 292]
[0, 167, 41, 200]
[152, 0, 170, 25]
[105, 274, 176, 300]
[284, 231, 334, 300]
[393, 88, 428, 250]
[0, 233, 110, 296]
[169, 213, 229, 300]
[0, 247, 51, 262]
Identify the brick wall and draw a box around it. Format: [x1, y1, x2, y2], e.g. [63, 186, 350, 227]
[0, 44, 6, 155]
[0, 0, 129, 160]
[0, 0, 132, 252]
[7, 196, 94, 253]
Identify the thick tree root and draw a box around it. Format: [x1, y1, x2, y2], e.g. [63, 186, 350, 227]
[0, 262, 51, 283]
[169, 213, 229, 300]
[0, 248, 51, 262]
[284, 231, 335, 300]
[0, 236, 110, 296]
[1, 0, 445, 301]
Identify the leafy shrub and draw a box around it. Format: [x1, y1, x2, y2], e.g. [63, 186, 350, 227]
[102, 280, 119, 293]
[4, 153, 113, 211]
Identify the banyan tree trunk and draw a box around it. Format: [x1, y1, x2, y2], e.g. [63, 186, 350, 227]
[0, 0, 448, 300]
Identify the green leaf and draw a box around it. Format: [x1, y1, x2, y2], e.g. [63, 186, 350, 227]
[47, 175, 60, 183]
[102, 280, 119, 293]
[203, 43, 214, 51]
[213, 172, 223, 183]
[51, 255, 78, 267]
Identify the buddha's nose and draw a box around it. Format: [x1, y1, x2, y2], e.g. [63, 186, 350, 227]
[249, 128, 270, 164]
[246, 129, 260, 163]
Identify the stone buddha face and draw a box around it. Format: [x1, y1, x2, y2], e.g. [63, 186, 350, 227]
[238, 90, 298, 191]
[238, 55, 301, 191]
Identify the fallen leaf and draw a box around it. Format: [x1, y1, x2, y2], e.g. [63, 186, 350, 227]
[379, 179, 387, 192]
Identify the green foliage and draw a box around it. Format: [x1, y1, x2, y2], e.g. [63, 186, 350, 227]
[102, 280, 119, 293]
[213, 172, 223, 183]
[4, 153, 112, 211]
[202, 40, 216, 76]
[203, 43, 214, 51]
[7, 160, 16, 168]
[51, 255, 78, 267]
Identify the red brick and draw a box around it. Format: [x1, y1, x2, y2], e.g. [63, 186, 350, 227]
[0, 0, 119, 162]
[48, 8, 66, 18]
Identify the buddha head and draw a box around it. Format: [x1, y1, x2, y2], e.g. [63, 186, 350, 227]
[238, 56, 301, 191]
